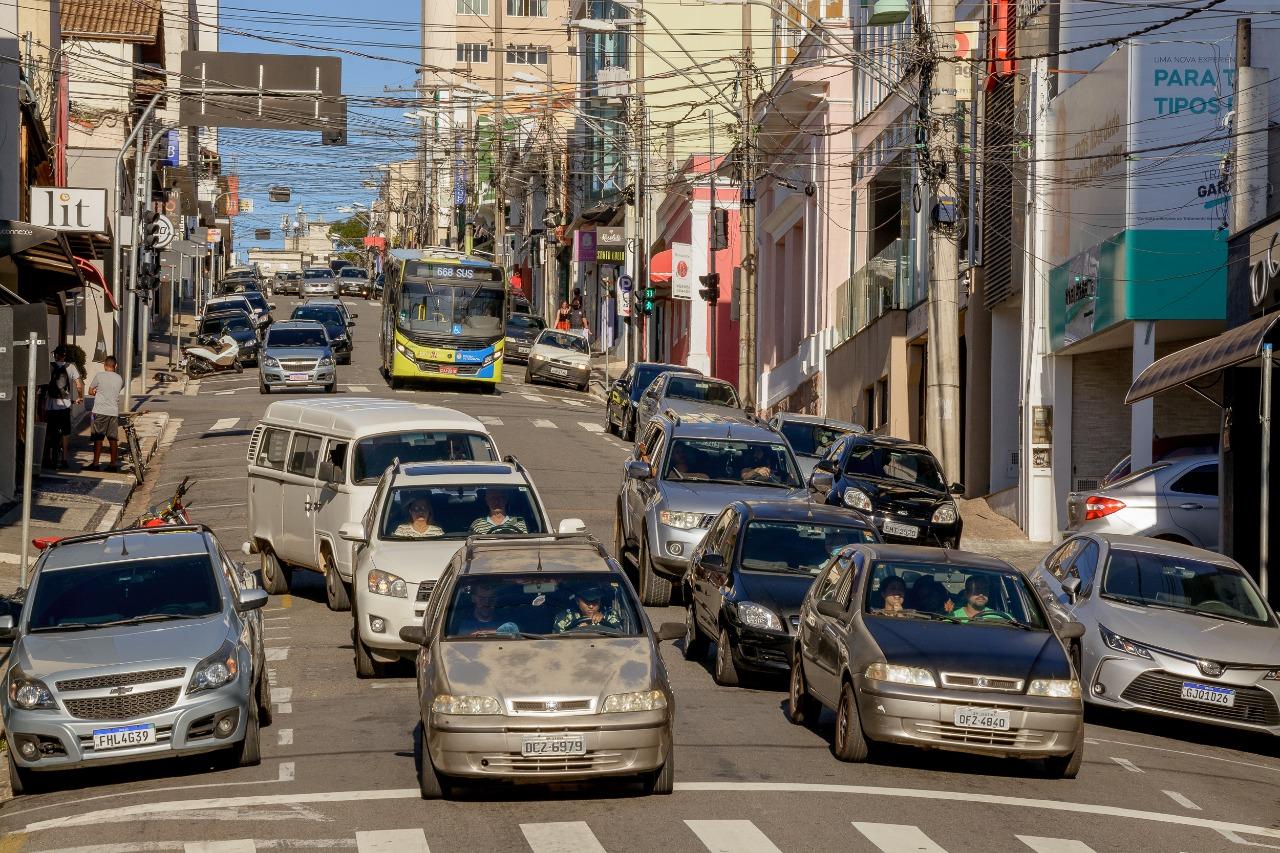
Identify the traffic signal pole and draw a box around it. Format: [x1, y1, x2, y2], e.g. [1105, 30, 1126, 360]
[706, 109, 718, 379]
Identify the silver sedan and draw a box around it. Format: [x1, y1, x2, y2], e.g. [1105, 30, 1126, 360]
[1064, 454, 1219, 549]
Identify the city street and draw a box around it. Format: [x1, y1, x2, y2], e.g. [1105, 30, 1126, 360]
[2, 302, 1278, 853]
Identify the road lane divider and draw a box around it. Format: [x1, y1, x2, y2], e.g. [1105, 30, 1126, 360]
[685, 819, 782, 853]
[277, 762, 295, 783]
[1016, 838, 1098, 852]
[277, 729, 293, 746]
[521, 822, 605, 853]
[853, 822, 947, 852]
[1162, 790, 1201, 810]
[1111, 757, 1144, 773]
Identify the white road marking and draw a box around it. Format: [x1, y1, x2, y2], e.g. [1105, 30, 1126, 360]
[532, 419, 557, 429]
[277, 729, 293, 746]
[685, 820, 782, 852]
[276, 703, 293, 714]
[563, 399, 586, 407]
[211, 390, 239, 396]
[1017, 838, 1099, 853]
[355, 829, 429, 853]
[395, 389, 414, 395]
[520, 821, 605, 853]
[208, 417, 241, 433]
[1085, 735, 1280, 774]
[264, 635, 290, 640]
[184, 843, 255, 853]
[346, 385, 370, 393]
[578, 422, 604, 433]
[1163, 790, 1201, 811]
[274, 687, 293, 703]
[370, 682, 410, 689]
[265, 616, 291, 622]
[522, 394, 547, 403]
[278, 761, 295, 782]
[267, 670, 277, 686]
[265, 647, 289, 661]
[1217, 828, 1280, 848]
[852, 822, 946, 852]
[1111, 757, 1144, 773]
[478, 416, 504, 426]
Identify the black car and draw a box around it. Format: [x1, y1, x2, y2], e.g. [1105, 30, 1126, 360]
[290, 303, 353, 364]
[683, 501, 879, 686]
[809, 435, 963, 548]
[606, 361, 700, 441]
[504, 313, 547, 363]
[198, 309, 259, 365]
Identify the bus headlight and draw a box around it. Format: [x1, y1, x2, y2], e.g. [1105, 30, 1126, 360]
[395, 341, 415, 360]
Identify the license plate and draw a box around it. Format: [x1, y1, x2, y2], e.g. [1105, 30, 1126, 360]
[549, 367, 569, 377]
[1181, 681, 1235, 707]
[882, 519, 920, 538]
[435, 365, 458, 375]
[521, 734, 586, 756]
[288, 372, 309, 381]
[92, 723, 156, 751]
[952, 707, 1011, 731]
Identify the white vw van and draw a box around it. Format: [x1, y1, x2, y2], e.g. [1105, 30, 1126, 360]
[245, 398, 499, 610]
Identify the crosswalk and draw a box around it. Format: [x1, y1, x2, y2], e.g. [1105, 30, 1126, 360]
[191, 415, 628, 446]
[173, 822, 1107, 853]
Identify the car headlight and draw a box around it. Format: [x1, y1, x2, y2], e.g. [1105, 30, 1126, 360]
[843, 489, 873, 512]
[1099, 624, 1153, 659]
[1265, 670, 1280, 680]
[1027, 678, 1081, 698]
[864, 662, 936, 687]
[601, 689, 668, 713]
[368, 568, 408, 598]
[932, 503, 959, 525]
[431, 694, 501, 715]
[318, 356, 334, 367]
[188, 640, 239, 694]
[736, 602, 783, 631]
[660, 510, 703, 530]
[8, 667, 56, 711]
[262, 356, 280, 368]
[395, 341, 414, 359]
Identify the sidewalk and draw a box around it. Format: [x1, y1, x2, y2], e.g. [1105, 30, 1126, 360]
[957, 497, 1052, 569]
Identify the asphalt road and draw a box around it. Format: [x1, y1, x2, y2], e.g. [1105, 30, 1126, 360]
[3, 297, 1278, 852]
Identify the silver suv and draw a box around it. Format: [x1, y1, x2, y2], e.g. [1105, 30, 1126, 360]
[615, 411, 808, 605]
[0, 526, 271, 794]
[259, 320, 337, 394]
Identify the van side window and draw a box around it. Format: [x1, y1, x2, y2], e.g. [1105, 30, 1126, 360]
[287, 434, 323, 477]
[256, 428, 290, 470]
[327, 441, 349, 475]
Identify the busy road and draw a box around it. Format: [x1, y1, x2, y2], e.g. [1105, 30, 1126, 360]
[3, 297, 1279, 853]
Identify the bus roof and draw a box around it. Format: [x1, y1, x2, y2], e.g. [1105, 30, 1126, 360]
[389, 248, 497, 266]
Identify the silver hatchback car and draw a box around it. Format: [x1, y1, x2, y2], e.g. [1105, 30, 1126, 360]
[0, 526, 271, 794]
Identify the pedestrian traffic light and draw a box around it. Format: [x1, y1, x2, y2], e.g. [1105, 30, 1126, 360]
[710, 208, 729, 250]
[698, 272, 721, 303]
[641, 285, 656, 315]
[141, 210, 162, 252]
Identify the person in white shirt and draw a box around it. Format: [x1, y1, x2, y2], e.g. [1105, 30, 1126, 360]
[88, 356, 126, 471]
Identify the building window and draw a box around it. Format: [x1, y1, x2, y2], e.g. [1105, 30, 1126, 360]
[506, 44, 549, 65]
[458, 0, 489, 14]
[506, 0, 547, 16]
[457, 43, 489, 63]
[876, 377, 888, 428]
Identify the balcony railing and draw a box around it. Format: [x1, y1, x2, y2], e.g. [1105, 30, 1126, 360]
[831, 236, 916, 349]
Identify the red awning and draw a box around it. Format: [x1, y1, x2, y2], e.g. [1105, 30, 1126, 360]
[75, 256, 117, 311]
[650, 249, 672, 282]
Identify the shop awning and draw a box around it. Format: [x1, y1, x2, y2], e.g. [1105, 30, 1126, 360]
[1126, 313, 1280, 404]
[650, 249, 672, 283]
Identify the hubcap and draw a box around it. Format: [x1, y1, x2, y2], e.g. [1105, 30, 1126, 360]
[837, 699, 848, 748]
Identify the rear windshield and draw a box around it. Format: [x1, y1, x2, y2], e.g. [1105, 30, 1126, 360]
[508, 315, 546, 331]
[201, 315, 254, 335]
[27, 555, 222, 632]
[292, 305, 343, 324]
[665, 375, 739, 407]
[268, 327, 329, 348]
[352, 431, 498, 483]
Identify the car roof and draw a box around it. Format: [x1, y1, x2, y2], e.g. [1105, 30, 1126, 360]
[260, 398, 489, 435]
[1085, 533, 1237, 565]
[737, 499, 874, 527]
[772, 412, 865, 432]
[847, 433, 934, 454]
[39, 528, 212, 571]
[636, 361, 698, 372]
[267, 320, 326, 331]
[296, 298, 344, 308]
[662, 411, 781, 442]
[858, 543, 1017, 572]
[202, 307, 252, 319]
[393, 461, 525, 484]
[461, 536, 616, 576]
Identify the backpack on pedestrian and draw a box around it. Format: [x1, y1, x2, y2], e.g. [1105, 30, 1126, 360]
[45, 361, 71, 404]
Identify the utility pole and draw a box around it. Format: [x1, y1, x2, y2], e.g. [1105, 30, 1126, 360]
[1232, 18, 1267, 235]
[493, 0, 506, 266]
[736, 6, 758, 412]
[706, 109, 719, 379]
[922, 0, 963, 487]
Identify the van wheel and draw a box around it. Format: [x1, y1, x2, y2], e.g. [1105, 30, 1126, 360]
[260, 548, 291, 595]
[637, 534, 672, 607]
[323, 552, 351, 612]
[354, 629, 386, 679]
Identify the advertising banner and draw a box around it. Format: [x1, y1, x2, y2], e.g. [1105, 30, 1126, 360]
[671, 242, 693, 300]
[28, 188, 108, 232]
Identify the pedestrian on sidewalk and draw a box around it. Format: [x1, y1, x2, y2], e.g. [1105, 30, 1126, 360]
[88, 356, 125, 471]
[42, 344, 82, 470]
[568, 300, 590, 346]
[554, 300, 572, 331]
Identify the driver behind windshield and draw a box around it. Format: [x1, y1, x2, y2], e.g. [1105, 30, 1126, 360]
[470, 487, 528, 534]
[740, 445, 779, 482]
[553, 584, 621, 632]
[946, 575, 995, 621]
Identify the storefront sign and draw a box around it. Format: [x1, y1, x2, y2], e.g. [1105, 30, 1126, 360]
[1249, 221, 1280, 308]
[574, 229, 596, 263]
[671, 242, 693, 300]
[598, 226, 624, 247]
[28, 187, 108, 232]
[597, 247, 625, 262]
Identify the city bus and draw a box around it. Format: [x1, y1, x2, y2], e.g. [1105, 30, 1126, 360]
[379, 248, 509, 389]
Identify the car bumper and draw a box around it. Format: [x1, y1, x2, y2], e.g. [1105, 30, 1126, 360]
[866, 512, 962, 548]
[648, 523, 713, 578]
[855, 678, 1082, 758]
[1084, 654, 1280, 735]
[356, 590, 433, 660]
[260, 366, 336, 388]
[428, 710, 671, 781]
[726, 621, 793, 673]
[526, 360, 590, 388]
[506, 342, 534, 363]
[3, 683, 250, 772]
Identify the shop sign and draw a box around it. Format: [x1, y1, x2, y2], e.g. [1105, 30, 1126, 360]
[671, 242, 693, 300]
[28, 187, 108, 232]
[574, 229, 596, 263]
[1249, 220, 1280, 308]
[598, 226, 624, 247]
[597, 247, 625, 262]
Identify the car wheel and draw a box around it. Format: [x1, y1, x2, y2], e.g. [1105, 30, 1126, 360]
[579, 380, 590, 393]
[256, 672, 273, 727]
[353, 623, 386, 679]
[713, 626, 741, 687]
[1043, 725, 1084, 778]
[833, 681, 870, 762]
[787, 656, 822, 726]
[234, 693, 262, 767]
[682, 599, 709, 661]
[260, 547, 291, 595]
[524, 370, 535, 385]
[642, 748, 674, 796]
[417, 720, 450, 800]
[613, 506, 628, 566]
[323, 551, 351, 612]
[259, 381, 270, 394]
[6, 748, 38, 795]
[637, 533, 672, 607]
[234, 361, 244, 374]
[623, 410, 636, 442]
[325, 380, 338, 394]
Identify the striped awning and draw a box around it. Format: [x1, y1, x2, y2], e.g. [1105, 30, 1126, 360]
[1126, 313, 1280, 404]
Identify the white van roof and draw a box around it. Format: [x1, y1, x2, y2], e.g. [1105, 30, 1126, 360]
[259, 398, 489, 437]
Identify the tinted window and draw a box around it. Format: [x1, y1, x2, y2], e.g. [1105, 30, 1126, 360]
[292, 305, 344, 324]
[242, 292, 268, 311]
[255, 427, 290, 470]
[1101, 549, 1273, 626]
[380, 484, 547, 540]
[1170, 464, 1218, 497]
[303, 269, 331, 279]
[663, 438, 802, 487]
[740, 521, 876, 574]
[665, 376, 740, 407]
[536, 331, 589, 353]
[865, 561, 1048, 628]
[351, 431, 498, 483]
[268, 327, 329, 348]
[1068, 541, 1100, 588]
[508, 315, 546, 331]
[340, 268, 368, 278]
[779, 421, 854, 457]
[844, 444, 947, 493]
[28, 554, 222, 631]
[288, 434, 323, 476]
[444, 572, 642, 638]
[633, 365, 687, 399]
[1046, 539, 1082, 581]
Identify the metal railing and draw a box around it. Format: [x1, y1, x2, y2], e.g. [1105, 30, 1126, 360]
[832, 236, 916, 348]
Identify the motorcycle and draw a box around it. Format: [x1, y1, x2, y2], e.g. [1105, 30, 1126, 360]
[133, 476, 195, 527]
[181, 332, 243, 378]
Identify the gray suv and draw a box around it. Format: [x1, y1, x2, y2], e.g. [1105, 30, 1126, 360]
[0, 526, 271, 794]
[615, 410, 808, 605]
[258, 320, 337, 394]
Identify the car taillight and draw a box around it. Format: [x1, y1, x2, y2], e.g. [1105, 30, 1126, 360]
[1084, 496, 1125, 521]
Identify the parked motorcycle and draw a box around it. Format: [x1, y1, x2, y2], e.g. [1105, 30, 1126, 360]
[133, 476, 195, 527]
[181, 333, 243, 378]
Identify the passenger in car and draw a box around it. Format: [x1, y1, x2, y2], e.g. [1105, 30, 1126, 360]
[393, 497, 444, 539]
[877, 577, 908, 615]
[908, 576, 949, 613]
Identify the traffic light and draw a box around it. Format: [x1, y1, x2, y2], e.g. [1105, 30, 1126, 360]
[698, 272, 721, 303]
[141, 210, 162, 252]
[710, 208, 728, 250]
[138, 255, 160, 292]
[641, 285, 656, 315]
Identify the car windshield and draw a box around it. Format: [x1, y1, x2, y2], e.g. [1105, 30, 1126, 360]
[210, 299, 251, 315]
[397, 280, 504, 337]
[380, 484, 547, 540]
[351, 431, 498, 483]
[507, 315, 545, 331]
[865, 561, 1048, 628]
[27, 554, 222, 632]
[303, 268, 331, 279]
[444, 572, 643, 638]
[662, 438, 802, 487]
[268, 327, 328, 348]
[200, 316, 253, 336]
[536, 331, 588, 353]
[844, 445, 947, 493]
[242, 292, 268, 311]
[341, 268, 368, 278]
[291, 306, 343, 326]
[740, 521, 877, 574]
[1101, 549, 1275, 626]
[779, 421, 855, 457]
[665, 375, 739, 407]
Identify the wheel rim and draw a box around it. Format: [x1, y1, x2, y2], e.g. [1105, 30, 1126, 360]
[790, 665, 802, 713]
[836, 696, 848, 751]
[685, 605, 695, 646]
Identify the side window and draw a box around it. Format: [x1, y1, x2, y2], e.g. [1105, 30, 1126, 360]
[363, 475, 390, 535]
[648, 429, 669, 469]
[821, 437, 847, 468]
[1067, 541, 1100, 590]
[1170, 464, 1218, 497]
[326, 440, 349, 479]
[816, 554, 851, 602]
[637, 423, 662, 460]
[721, 515, 743, 566]
[619, 366, 633, 391]
[701, 510, 733, 558]
[1046, 539, 1082, 581]
[287, 433, 323, 477]
[256, 428, 291, 470]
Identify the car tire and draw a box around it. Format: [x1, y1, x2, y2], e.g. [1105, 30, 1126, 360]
[1043, 726, 1084, 779]
[637, 533, 672, 607]
[323, 551, 351, 612]
[787, 656, 822, 726]
[235, 693, 262, 767]
[682, 599, 709, 660]
[325, 380, 338, 394]
[713, 626, 741, 687]
[260, 547, 291, 595]
[6, 748, 38, 795]
[256, 672, 274, 727]
[606, 411, 618, 436]
[613, 506, 628, 566]
[524, 370, 535, 386]
[354, 628, 386, 679]
[417, 721, 450, 800]
[642, 748, 674, 796]
[833, 681, 870, 762]
[579, 380, 590, 393]
[259, 381, 270, 395]
[234, 361, 244, 374]
[623, 410, 636, 442]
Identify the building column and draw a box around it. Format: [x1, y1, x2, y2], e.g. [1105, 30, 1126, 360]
[989, 305, 1021, 493]
[687, 200, 711, 374]
[1131, 321, 1156, 471]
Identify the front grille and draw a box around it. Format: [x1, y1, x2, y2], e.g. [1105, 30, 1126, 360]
[912, 720, 1047, 748]
[510, 699, 593, 713]
[405, 329, 498, 350]
[480, 751, 623, 773]
[1120, 671, 1280, 726]
[58, 667, 185, 692]
[416, 581, 436, 603]
[64, 687, 181, 721]
[940, 673, 1025, 693]
[278, 358, 318, 371]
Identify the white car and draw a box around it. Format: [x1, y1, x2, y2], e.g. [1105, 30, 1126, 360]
[340, 459, 585, 677]
[525, 329, 591, 391]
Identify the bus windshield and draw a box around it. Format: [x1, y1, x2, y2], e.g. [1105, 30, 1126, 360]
[397, 279, 504, 338]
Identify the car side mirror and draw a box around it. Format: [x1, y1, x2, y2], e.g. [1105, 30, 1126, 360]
[625, 460, 653, 480]
[656, 622, 685, 641]
[558, 518, 588, 534]
[236, 588, 269, 612]
[949, 482, 965, 495]
[338, 522, 367, 543]
[0, 615, 14, 639]
[350, 313, 359, 319]
[268, 302, 277, 311]
[347, 320, 356, 328]
[241, 541, 254, 556]
[810, 470, 834, 492]
[399, 625, 428, 646]
[700, 553, 725, 570]
[815, 458, 836, 472]
[318, 461, 344, 485]
[1061, 575, 1082, 601]
[815, 600, 848, 621]
[1059, 621, 1086, 641]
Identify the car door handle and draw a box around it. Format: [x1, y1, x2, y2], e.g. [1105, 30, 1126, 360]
[1178, 502, 1204, 510]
